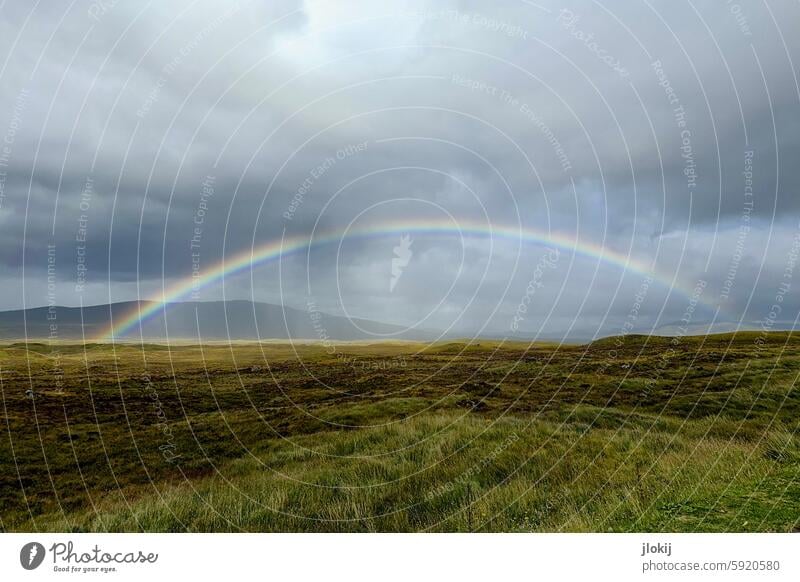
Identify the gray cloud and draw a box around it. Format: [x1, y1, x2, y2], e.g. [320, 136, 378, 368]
[0, 0, 798, 337]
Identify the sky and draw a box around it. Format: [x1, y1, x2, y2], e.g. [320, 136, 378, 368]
[0, 0, 798, 339]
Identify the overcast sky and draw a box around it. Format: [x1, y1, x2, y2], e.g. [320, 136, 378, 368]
[0, 0, 798, 338]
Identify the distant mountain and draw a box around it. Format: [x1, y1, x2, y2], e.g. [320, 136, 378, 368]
[0, 300, 439, 341]
[2, 301, 788, 342]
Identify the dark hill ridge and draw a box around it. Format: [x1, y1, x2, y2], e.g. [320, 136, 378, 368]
[587, 330, 800, 350]
[0, 300, 438, 341]
[0, 301, 792, 342]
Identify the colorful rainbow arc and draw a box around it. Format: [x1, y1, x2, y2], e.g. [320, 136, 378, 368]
[99, 219, 717, 340]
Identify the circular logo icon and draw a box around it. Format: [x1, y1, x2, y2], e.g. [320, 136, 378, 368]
[20, 542, 45, 570]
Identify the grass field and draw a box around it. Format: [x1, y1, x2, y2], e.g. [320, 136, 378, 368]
[1, 332, 798, 532]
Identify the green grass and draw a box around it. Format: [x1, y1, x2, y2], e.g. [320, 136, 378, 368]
[1, 333, 799, 532]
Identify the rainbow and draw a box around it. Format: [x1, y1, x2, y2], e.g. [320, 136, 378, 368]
[99, 219, 717, 340]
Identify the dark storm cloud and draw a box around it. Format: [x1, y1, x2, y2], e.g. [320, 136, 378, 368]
[0, 0, 798, 335]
